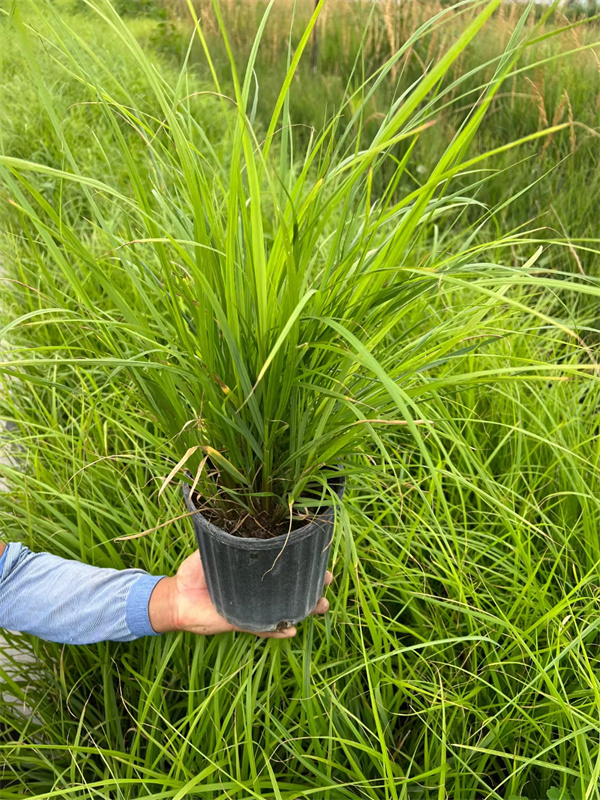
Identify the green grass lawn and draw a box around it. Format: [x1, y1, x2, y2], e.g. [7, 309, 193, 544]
[1, 1, 600, 798]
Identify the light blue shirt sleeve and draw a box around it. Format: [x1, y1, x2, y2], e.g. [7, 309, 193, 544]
[0, 543, 165, 644]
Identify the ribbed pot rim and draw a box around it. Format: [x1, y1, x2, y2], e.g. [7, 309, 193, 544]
[182, 477, 344, 552]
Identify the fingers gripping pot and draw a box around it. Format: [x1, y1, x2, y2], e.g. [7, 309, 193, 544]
[182, 479, 344, 632]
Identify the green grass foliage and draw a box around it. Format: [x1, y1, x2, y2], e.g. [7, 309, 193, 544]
[1, 1, 600, 798]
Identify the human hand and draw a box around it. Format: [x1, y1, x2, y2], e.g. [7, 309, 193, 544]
[148, 550, 333, 639]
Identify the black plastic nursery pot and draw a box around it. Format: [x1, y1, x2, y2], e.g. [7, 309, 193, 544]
[182, 478, 344, 632]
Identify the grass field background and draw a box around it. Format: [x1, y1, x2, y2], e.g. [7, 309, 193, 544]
[1, 1, 600, 798]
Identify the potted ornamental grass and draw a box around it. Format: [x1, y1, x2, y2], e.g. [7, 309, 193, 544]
[0, 0, 559, 630]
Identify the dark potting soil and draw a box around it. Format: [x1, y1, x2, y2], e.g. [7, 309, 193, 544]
[192, 492, 315, 540]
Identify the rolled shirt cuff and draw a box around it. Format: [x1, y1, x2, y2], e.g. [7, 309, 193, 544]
[0, 545, 8, 576]
[125, 573, 166, 638]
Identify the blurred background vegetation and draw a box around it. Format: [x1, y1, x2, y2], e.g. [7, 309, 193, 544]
[6, 0, 600, 277]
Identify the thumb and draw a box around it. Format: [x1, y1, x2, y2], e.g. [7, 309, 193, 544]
[176, 550, 206, 588]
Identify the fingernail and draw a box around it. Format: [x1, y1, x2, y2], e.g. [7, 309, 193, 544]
[278, 627, 296, 637]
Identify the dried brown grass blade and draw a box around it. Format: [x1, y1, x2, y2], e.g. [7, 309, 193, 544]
[158, 445, 201, 498]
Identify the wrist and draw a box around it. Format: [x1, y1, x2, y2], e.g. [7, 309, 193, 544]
[148, 575, 179, 634]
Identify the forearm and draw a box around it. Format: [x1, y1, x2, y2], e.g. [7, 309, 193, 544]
[0, 542, 165, 644]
